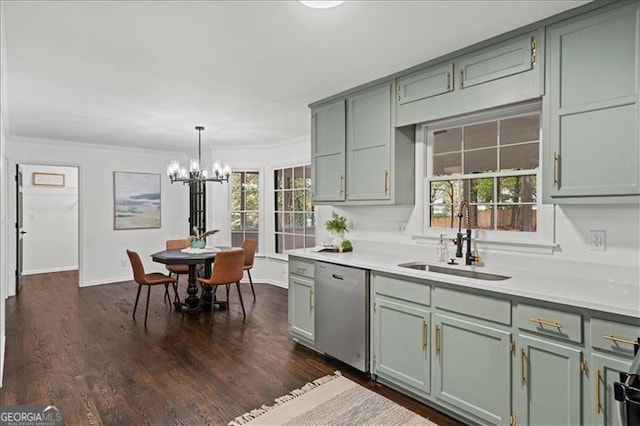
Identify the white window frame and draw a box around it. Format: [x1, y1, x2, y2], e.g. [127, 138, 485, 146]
[417, 101, 555, 253]
[230, 169, 261, 250]
[273, 163, 315, 255]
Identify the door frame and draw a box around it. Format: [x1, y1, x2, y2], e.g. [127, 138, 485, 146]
[5, 159, 82, 296]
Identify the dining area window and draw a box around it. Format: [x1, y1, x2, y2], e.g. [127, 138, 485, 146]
[274, 165, 315, 253]
[231, 171, 259, 248]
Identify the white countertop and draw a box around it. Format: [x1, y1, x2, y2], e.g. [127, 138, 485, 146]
[287, 247, 640, 318]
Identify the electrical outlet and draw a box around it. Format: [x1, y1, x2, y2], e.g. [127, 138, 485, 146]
[397, 221, 407, 232]
[589, 230, 606, 252]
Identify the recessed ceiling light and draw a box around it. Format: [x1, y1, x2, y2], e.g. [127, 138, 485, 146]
[299, 1, 346, 9]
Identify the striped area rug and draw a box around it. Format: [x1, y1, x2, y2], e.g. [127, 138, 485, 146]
[228, 371, 437, 426]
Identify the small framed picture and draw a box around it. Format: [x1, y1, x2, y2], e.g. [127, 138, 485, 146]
[32, 172, 65, 187]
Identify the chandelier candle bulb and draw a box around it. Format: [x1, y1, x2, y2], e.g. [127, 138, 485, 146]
[166, 126, 231, 184]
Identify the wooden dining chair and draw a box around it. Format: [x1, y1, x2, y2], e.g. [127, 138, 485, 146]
[196, 248, 245, 324]
[242, 239, 258, 302]
[165, 238, 203, 306]
[126, 250, 178, 327]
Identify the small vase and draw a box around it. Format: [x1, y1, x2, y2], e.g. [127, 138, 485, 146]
[190, 238, 206, 249]
[331, 232, 344, 249]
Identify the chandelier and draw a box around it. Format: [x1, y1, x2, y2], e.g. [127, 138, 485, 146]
[166, 126, 231, 184]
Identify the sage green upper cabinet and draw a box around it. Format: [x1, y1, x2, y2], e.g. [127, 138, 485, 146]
[396, 30, 543, 126]
[311, 100, 346, 202]
[311, 82, 415, 205]
[397, 63, 453, 105]
[543, 1, 640, 203]
[346, 84, 392, 201]
[456, 34, 535, 89]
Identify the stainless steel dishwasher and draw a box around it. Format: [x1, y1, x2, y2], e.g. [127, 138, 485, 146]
[315, 261, 369, 372]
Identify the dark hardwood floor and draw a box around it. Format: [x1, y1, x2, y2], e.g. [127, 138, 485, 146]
[0, 271, 464, 425]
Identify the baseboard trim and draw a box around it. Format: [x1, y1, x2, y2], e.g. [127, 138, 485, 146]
[23, 266, 78, 275]
[240, 278, 287, 289]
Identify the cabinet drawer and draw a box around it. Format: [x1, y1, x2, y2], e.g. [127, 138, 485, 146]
[435, 287, 511, 326]
[289, 257, 315, 279]
[591, 317, 640, 358]
[373, 273, 430, 306]
[517, 304, 582, 343]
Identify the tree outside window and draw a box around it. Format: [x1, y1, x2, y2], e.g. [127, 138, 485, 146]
[231, 171, 259, 248]
[429, 111, 539, 232]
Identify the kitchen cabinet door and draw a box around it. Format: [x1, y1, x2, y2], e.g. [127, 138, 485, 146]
[456, 33, 535, 90]
[372, 296, 431, 398]
[543, 1, 640, 203]
[397, 63, 453, 105]
[346, 83, 392, 201]
[396, 30, 542, 127]
[288, 274, 314, 345]
[433, 313, 512, 425]
[311, 100, 346, 202]
[590, 354, 632, 426]
[514, 334, 582, 425]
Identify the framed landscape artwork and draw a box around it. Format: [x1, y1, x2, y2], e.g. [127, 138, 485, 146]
[113, 172, 161, 230]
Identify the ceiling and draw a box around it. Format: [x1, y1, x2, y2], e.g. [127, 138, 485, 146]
[1, 0, 589, 153]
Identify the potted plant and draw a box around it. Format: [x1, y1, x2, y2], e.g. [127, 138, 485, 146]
[325, 212, 349, 249]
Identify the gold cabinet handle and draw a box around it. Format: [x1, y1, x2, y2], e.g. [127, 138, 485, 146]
[531, 38, 537, 65]
[596, 369, 602, 414]
[309, 289, 314, 311]
[435, 325, 441, 355]
[521, 348, 526, 386]
[339, 175, 344, 196]
[446, 71, 451, 91]
[384, 170, 389, 195]
[602, 335, 637, 345]
[459, 69, 464, 89]
[397, 84, 401, 102]
[552, 152, 559, 188]
[530, 318, 562, 328]
[422, 321, 428, 351]
[581, 359, 588, 375]
[295, 267, 306, 274]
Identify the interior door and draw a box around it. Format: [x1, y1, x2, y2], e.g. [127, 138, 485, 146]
[16, 164, 25, 294]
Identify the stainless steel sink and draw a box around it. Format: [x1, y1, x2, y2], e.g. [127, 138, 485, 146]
[398, 262, 511, 281]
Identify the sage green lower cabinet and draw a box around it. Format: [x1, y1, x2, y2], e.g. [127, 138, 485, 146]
[590, 354, 631, 425]
[288, 257, 315, 347]
[373, 295, 431, 398]
[371, 272, 431, 398]
[514, 334, 583, 425]
[433, 313, 512, 425]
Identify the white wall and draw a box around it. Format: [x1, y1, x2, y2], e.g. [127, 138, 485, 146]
[208, 135, 311, 287]
[6, 136, 189, 293]
[20, 164, 79, 274]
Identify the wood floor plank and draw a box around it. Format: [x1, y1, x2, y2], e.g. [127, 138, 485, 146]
[0, 271, 464, 426]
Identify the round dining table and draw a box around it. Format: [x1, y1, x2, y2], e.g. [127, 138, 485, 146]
[150, 246, 233, 312]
